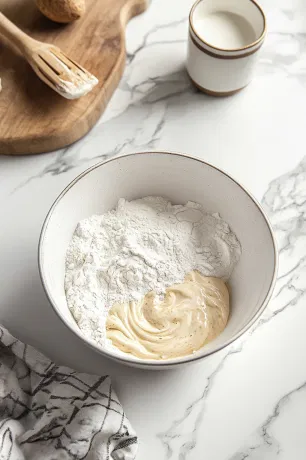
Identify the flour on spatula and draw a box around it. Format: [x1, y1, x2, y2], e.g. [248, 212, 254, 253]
[65, 196, 241, 348]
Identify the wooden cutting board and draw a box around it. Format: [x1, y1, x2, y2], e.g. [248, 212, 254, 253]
[0, 0, 147, 155]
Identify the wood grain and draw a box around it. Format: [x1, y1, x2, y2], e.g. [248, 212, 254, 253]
[0, 0, 148, 155]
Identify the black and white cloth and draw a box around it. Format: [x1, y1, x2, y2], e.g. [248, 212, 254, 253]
[0, 326, 138, 460]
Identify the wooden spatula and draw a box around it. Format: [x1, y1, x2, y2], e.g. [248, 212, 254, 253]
[0, 12, 98, 99]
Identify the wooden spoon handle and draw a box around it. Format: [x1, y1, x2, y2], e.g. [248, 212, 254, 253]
[0, 12, 37, 55]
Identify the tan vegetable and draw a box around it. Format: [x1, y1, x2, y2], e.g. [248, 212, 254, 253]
[35, 0, 86, 23]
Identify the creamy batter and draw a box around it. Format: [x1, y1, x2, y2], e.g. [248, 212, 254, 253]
[106, 271, 230, 360]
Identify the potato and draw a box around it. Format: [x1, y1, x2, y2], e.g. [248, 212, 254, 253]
[36, 0, 86, 23]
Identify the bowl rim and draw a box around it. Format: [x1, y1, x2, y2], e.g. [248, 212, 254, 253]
[38, 151, 278, 368]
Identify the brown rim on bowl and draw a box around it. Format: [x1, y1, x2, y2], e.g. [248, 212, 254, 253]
[189, 0, 266, 53]
[38, 151, 278, 368]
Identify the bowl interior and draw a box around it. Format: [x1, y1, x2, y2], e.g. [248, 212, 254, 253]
[39, 152, 276, 366]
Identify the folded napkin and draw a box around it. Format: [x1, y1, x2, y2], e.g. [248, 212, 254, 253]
[0, 326, 138, 460]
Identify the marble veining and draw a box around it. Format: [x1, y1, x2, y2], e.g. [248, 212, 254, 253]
[156, 155, 306, 459]
[230, 380, 306, 459]
[1, 0, 306, 459]
[157, 343, 244, 459]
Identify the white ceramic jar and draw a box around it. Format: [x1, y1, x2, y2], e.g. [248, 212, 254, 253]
[187, 0, 266, 96]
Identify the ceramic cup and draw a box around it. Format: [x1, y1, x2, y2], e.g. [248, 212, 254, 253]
[187, 0, 266, 96]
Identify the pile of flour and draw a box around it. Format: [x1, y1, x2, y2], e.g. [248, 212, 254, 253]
[65, 196, 241, 347]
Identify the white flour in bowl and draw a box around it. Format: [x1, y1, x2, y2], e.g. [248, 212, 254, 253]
[65, 196, 241, 348]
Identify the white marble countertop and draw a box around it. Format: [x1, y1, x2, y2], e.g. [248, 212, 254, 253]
[1, 0, 306, 458]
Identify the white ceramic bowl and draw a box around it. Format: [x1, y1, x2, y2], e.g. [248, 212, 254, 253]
[39, 152, 277, 370]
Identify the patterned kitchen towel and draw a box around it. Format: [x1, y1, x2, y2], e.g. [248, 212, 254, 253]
[0, 325, 138, 460]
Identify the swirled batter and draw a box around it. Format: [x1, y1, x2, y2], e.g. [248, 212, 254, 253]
[106, 271, 229, 360]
